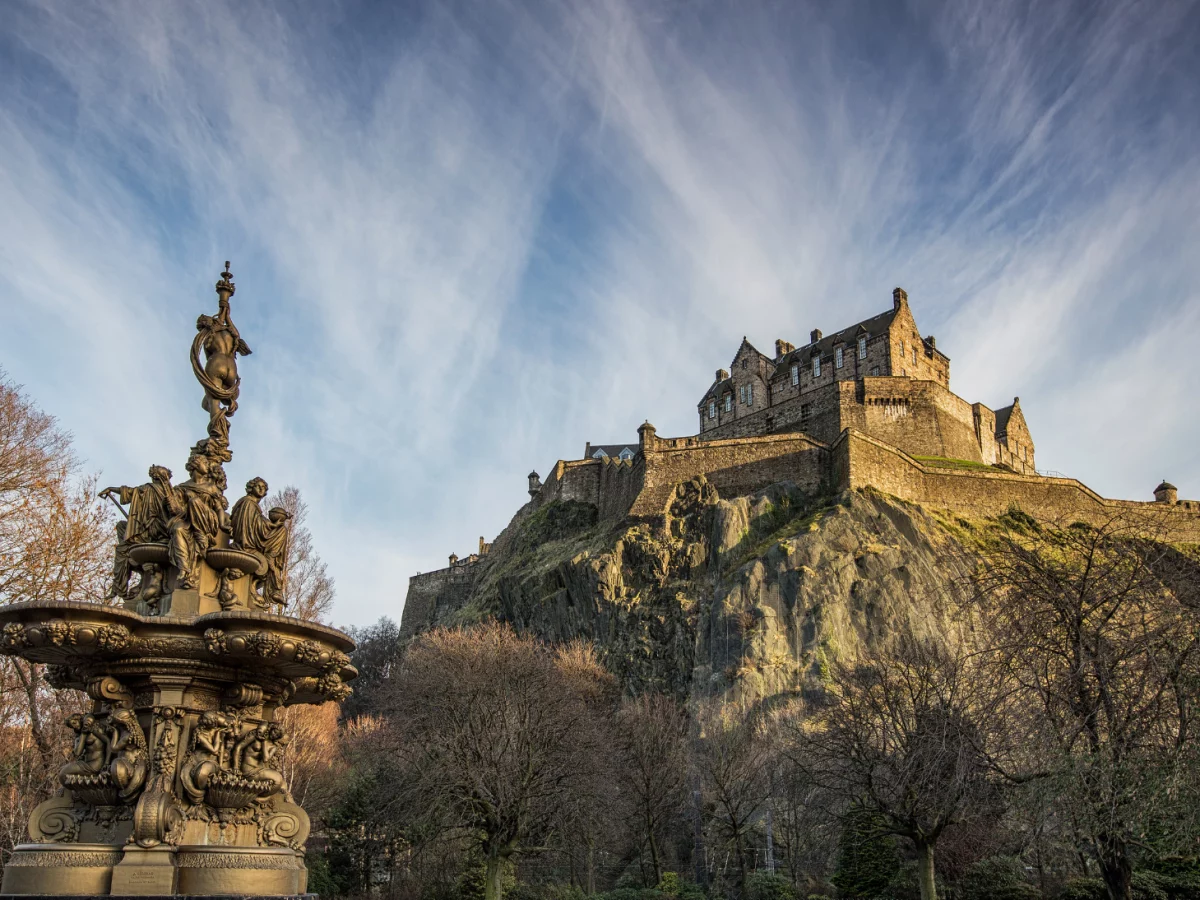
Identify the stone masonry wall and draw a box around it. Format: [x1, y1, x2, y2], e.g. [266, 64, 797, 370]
[834, 430, 1200, 541]
[400, 565, 478, 640]
[633, 431, 830, 517]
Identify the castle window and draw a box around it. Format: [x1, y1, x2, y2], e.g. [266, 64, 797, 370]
[724, 395, 732, 412]
[592, 449, 608, 459]
[619, 447, 634, 460]
[858, 336, 867, 359]
[871, 366, 880, 376]
[741, 359, 747, 369]
[739, 385, 746, 404]
[747, 383, 754, 404]
[708, 401, 716, 419]
[801, 403, 812, 423]
[912, 346, 917, 364]
[836, 346, 844, 369]
[791, 364, 799, 386]
[812, 356, 821, 378]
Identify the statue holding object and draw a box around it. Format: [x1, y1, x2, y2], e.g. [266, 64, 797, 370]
[191, 262, 251, 447]
[230, 477, 292, 609]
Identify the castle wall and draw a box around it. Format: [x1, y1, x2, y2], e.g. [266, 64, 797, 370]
[633, 432, 829, 516]
[598, 457, 645, 522]
[835, 430, 1200, 541]
[400, 565, 478, 640]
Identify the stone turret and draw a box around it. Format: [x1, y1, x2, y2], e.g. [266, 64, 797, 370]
[1155, 481, 1178, 504]
[528, 470, 542, 497]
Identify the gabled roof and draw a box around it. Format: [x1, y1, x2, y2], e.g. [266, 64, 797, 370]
[771, 308, 899, 379]
[731, 336, 772, 368]
[994, 398, 1022, 436]
[699, 376, 736, 405]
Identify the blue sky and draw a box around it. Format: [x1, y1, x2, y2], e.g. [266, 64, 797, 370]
[2, 0, 1198, 626]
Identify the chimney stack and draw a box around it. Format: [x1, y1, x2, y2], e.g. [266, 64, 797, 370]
[893, 287, 908, 310]
[716, 368, 729, 382]
[775, 339, 795, 358]
[810, 329, 822, 344]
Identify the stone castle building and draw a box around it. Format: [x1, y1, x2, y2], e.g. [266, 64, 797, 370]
[697, 287, 1035, 475]
[403, 288, 1197, 637]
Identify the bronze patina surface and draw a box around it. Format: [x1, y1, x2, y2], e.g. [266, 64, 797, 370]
[0, 265, 355, 897]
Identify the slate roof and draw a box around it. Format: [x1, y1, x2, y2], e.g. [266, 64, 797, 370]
[589, 444, 637, 459]
[699, 377, 736, 404]
[770, 308, 900, 379]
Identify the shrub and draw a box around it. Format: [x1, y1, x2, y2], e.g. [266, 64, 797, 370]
[745, 872, 799, 900]
[657, 873, 706, 900]
[961, 856, 1040, 900]
[1058, 878, 1105, 900]
[831, 808, 900, 899]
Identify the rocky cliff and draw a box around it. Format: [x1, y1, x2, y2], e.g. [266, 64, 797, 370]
[401, 479, 989, 703]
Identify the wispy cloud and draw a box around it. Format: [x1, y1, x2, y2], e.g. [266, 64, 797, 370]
[2, 0, 1197, 624]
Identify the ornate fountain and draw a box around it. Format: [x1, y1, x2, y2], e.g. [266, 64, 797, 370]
[0, 265, 356, 897]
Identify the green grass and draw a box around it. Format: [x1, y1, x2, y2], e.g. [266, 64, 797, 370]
[912, 455, 997, 471]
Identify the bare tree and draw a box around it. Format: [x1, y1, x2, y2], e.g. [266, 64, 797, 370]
[381, 624, 617, 900]
[784, 639, 998, 900]
[0, 373, 113, 856]
[972, 514, 1200, 900]
[694, 703, 776, 899]
[614, 693, 690, 885]
[265, 485, 334, 623]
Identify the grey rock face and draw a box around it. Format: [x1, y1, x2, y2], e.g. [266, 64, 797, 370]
[402, 479, 976, 703]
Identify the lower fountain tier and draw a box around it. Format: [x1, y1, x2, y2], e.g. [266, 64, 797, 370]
[1, 844, 309, 896]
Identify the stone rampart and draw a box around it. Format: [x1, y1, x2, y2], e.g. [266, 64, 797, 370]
[633, 431, 830, 516]
[834, 430, 1200, 541]
[400, 563, 478, 640]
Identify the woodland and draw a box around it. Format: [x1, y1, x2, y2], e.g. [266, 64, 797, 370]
[2, 370, 1199, 900]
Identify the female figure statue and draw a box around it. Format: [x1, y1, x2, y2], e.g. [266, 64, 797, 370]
[191, 264, 251, 445]
[234, 723, 287, 798]
[179, 711, 230, 805]
[59, 714, 107, 781]
[231, 477, 292, 608]
[106, 709, 148, 802]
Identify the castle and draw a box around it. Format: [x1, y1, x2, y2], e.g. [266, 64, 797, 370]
[404, 288, 1197, 637]
[695, 288, 1035, 475]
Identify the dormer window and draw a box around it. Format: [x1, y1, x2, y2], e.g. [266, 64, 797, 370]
[858, 336, 867, 359]
[619, 447, 634, 460]
[708, 401, 716, 419]
[813, 356, 821, 378]
[592, 449, 608, 459]
[835, 347, 844, 369]
[791, 364, 799, 386]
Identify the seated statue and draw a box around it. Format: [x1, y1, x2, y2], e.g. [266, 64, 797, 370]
[100, 465, 177, 604]
[106, 709, 148, 803]
[167, 445, 231, 590]
[179, 711, 231, 804]
[59, 714, 107, 781]
[230, 478, 292, 608]
[234, 722, 288, 798]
